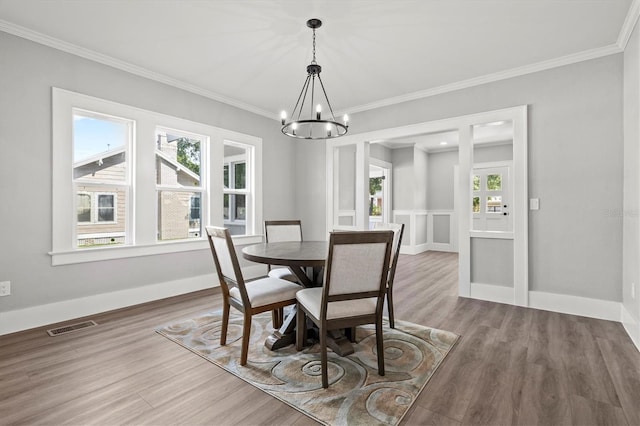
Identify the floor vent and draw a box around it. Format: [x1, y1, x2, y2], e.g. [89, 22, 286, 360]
[47, 320, 98, 336]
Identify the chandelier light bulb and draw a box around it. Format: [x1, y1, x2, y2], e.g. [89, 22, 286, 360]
[343, 114, 349, 127]
[316, 104, 322, 120]
[280, 110, 287, 125]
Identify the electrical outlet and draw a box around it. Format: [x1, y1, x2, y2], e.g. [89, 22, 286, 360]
[0, 281, 10, 297]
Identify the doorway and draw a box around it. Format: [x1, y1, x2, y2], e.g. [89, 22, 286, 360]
[326, 105, 528, 307]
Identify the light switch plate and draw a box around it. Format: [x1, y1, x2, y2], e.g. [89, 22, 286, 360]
[530, 198, 540, 210]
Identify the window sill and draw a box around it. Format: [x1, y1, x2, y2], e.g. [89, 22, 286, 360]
[49, 234, 263, 266]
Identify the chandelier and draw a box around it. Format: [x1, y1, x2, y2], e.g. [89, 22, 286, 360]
[280, 19, 349, 140]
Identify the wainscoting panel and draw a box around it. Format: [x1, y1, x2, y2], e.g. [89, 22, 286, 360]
[394, 210, 457, 254]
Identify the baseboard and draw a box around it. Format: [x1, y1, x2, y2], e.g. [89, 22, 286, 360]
[0, 263, 271, 336]
[399, 243, 430, 255]
[0, 274, 219, 336]
[470, 282, 514, 304]
[622, 305, 640, 352]
[429, 243, 457, 253]
[528, 291, 622, 322]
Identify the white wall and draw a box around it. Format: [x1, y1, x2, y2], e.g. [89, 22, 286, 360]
[299, 54, 624, 303]
[0, 32, 296, 316]
[623, 19, 640, 347]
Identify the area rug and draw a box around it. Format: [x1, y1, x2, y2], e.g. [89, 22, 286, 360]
[156, 310, 459, 426]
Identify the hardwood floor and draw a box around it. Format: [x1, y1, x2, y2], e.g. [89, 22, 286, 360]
[1, 251, 638, 425]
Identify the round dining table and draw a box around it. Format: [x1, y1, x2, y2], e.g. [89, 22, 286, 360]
[241, 240, 353, 355]
[241, 241, 328, 288]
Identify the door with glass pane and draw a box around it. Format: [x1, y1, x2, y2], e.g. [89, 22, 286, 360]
[472, 164, 512, 232]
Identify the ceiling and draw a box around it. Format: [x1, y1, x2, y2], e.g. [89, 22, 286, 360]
[0, 0, 635, 124]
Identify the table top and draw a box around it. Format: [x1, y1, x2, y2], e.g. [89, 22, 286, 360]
[241, 241, 328, 267]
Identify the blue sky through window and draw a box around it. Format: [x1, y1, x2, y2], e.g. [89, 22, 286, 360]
[73, 113, 127, 162]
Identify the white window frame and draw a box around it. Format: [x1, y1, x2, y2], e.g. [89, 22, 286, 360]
[155, 126, 207, 242]
[51, 88, 263, 265]
[223, 150, 250, 229]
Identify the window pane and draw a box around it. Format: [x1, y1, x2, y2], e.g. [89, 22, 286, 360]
[473, 196, 480, 213]
[223, 164, 229, 188]
[487, 196, 502, 213]
[235, 194, 246, 220]
[73, 111, 128, 182]
[77, 193, 91, 223]
[473, 175, 480, 191]
[156, 131, 202, 187]
[157, 190, 202, 240]
[223, 194, 229, 219]
[487, 174, 502, 190]
[234, 162, 246, 189]
[97, 194, 115, 222]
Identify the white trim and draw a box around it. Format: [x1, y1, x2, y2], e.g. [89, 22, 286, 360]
[470, 282, 514, 305]
[0, 260, 268, 336]
[0, 273, 215, 336]
[529, 291, 622, 322]
[469, 231, 514, 239]
[622, 305, 640, 352]
[618, 0, 640, 50]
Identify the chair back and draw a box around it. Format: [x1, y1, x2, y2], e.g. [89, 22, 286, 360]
[373, 222, 405, 273]
[264, 220, 303, 243]
[205, 226, 249, 306]
[322, 230, 393, 311]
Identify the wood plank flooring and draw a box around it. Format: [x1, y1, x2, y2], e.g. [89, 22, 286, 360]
[1, 251, 638, 425]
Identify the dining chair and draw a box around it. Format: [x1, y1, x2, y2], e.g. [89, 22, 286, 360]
[295, 230, 393, 388]
[205, 226, 301, 366]
[264, 220, 303, 283]
[373, 222, 405, 328]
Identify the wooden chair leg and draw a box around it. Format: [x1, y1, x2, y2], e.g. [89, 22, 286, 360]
[240, 313, 252, 366]
[387, 286, 395, 328]
[376, 315, 385, 376]
[346, 326, 356, 342]
[220, 301, 230, 346]
[320, 328, 328, 388]
[272, 308, 283, 329]
[296, 305, 306, 351]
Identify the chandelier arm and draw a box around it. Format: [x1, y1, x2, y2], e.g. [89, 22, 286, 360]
[297, 74, 313, 121]
[291, 74, 311, 121]
[316, 74, 338, 121]
[310, 74, 316, 120]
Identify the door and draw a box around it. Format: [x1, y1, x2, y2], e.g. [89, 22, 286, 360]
[472, 163, 512, 232]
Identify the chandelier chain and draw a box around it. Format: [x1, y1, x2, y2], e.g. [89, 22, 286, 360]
[311, 28, 317, 64]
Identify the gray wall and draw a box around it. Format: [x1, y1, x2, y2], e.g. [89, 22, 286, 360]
[299, 54, 624, 302]
[0, 32, 296, 311]
[428, 150, 458, 210]
[370, 143, 393, 163]
[623, 20, 640, 321]
[391, 148, 415, 210]
[413, 147, 429, 210]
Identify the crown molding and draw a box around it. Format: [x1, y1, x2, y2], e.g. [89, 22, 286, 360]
[0, 19, 275, 120]
[341, 43, 623, 116]
[617, 0, 640, 49]
[0, 17, 627, 122]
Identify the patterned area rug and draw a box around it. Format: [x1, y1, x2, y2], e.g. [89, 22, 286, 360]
[156, 310, 459, 426]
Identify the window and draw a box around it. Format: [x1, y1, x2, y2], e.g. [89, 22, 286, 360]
[52, 88, 263, 265]
[73, 109, 131, 248]
[156, 129, 204, 241]
[223, 142, 251, 235]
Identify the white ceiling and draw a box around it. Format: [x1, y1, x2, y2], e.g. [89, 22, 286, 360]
[0, 0, 635, 123]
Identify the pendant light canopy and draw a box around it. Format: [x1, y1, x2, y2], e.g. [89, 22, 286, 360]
[280, 19, 349, 140]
